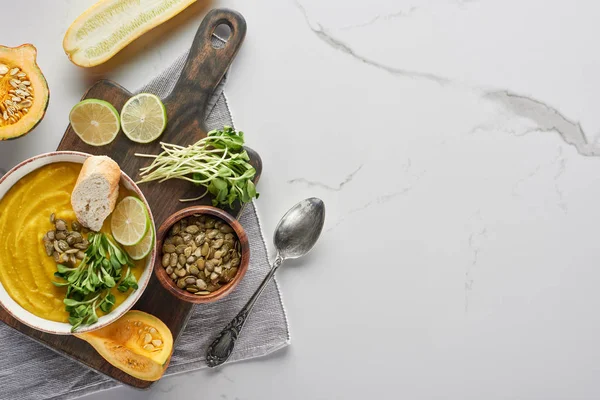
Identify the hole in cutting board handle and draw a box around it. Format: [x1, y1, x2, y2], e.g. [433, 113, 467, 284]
[212, 23, 232, 49]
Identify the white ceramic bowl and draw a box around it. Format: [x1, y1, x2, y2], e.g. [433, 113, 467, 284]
[0, 151, 156, 335]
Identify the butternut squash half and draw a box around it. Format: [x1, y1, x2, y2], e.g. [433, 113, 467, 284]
[0, 44, 49, 140]
[76, 310, 174, 381]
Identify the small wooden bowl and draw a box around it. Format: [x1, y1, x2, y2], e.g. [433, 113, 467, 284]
[154, 206, 250, 304]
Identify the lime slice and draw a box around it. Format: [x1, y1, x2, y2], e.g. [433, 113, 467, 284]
[124, 218, 154, 260]
[111, 197, 149, 246]
[120, 93, 167, 143]
[69, 99, 120, 146]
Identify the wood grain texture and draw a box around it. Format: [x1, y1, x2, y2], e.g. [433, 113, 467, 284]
[0, 9, 260, 389]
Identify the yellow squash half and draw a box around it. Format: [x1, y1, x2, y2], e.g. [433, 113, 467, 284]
[0, 44, 49, 140]
[76, 310, 174, 381]
[63, 0, 196, 67]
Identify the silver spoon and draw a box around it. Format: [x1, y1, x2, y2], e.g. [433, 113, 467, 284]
[206, 197, 326, 367]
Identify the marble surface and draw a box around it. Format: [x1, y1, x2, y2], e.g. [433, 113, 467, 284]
[3, 0, 600, 399]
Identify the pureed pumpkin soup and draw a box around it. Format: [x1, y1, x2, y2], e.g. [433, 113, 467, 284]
[0, 162, 145, 322]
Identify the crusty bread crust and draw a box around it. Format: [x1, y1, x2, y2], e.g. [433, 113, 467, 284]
[72, 155, 121, 229]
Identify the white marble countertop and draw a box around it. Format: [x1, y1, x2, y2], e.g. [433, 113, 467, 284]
[3, 0, 600, 399]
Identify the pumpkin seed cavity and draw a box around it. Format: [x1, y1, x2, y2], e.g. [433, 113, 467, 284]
[134, 320, 164, 353]
[0, 64, 33, 127]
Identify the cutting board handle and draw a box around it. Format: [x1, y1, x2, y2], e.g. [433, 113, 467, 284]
[165, 8, 247, 126]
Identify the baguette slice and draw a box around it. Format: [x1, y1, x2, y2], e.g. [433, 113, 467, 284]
[71, 156, 121, 232]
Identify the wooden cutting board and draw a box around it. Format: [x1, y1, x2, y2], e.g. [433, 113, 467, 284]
[0, 9, 261, 389]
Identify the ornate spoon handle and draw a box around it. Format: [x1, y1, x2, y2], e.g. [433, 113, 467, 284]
[206, 254, 284, 367]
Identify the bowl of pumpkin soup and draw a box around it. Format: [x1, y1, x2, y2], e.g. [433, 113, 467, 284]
[0, 151, 155, 335]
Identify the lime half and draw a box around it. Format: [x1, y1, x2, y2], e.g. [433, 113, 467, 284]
[69, 99, 120, 146]
[120, 93, 167, 143]
[111, 196, 149, 246]
[124, 218, 154, 260]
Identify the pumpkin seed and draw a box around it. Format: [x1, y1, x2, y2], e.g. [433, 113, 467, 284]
[55, 219, 67, 231]
[71, 221, 82, 231]
[196, 279, 208, 290]
[163, 243, 175, 253]
[66, 232, 83, 245]
[220, 225, 234, 234]
[194, 232, 205, 245]
[185, 225, 199, 234]
[160, 215, 242, 293]
[44, 241, 54, 256]
[185, 276, 196, 285]
[188, 265, 200, 275]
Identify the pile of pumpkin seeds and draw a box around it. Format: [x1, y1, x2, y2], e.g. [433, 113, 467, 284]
[161, 214, 241, 295]
[43, 213, 89, 266]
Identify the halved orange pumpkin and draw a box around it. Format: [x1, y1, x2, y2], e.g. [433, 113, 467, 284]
[75, 311, 174, 381]
[0, 44, 49, 140]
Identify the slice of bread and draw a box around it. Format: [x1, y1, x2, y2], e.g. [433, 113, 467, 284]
[71, 155, 121, 232]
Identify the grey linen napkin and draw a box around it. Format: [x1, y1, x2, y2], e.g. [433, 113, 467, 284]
[0, 41, 290, 400]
